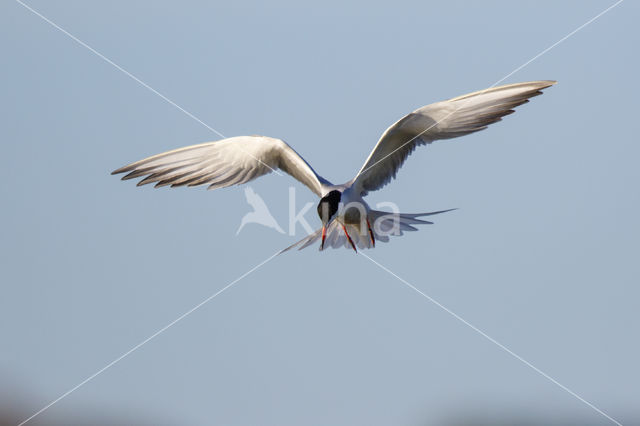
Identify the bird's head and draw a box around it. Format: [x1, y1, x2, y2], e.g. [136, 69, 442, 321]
[316, 190, 341, 250]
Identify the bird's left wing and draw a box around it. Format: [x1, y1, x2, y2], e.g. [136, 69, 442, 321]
[112, 136, 331, 197]
[350, 81, 556, 196]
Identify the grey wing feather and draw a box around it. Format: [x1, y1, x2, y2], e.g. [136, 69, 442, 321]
[112, 136, 332, 197]
[351, 81, 556, 195]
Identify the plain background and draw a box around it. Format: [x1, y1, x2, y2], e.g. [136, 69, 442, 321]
[1, 1, 638, 425]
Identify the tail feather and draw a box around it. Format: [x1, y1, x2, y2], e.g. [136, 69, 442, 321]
[279, 208, 456, 253]
[278, 228, 322, 254]
[369, 208, 457, 239]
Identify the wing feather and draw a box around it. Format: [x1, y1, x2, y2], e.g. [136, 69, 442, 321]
[112, 136, 332, 196]
[351, 81, 556, 195]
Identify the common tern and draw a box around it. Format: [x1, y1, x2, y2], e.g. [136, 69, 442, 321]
[112, 80, 556, 252]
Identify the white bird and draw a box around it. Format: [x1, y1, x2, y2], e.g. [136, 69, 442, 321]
[112, 80, 556, 252]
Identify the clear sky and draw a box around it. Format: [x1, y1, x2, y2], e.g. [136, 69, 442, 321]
[1, 1, 638, 425]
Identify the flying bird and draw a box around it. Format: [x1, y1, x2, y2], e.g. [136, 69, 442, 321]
[112, 80, 556, 252]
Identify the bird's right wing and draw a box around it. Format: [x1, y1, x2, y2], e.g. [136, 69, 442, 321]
[112, 136, 332, 197]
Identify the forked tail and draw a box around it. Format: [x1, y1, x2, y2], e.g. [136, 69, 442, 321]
[279, 208, 456, 253]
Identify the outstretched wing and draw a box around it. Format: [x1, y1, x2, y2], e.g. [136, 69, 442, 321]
[351, 81, 556, 196]
[112, 136, 332, 197]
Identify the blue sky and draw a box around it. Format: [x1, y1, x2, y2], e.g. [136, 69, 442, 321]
[1, 1, 638, 425]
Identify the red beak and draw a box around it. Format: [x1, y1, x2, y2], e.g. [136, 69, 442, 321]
[320, 225, 327, 250]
